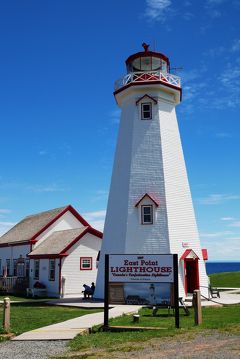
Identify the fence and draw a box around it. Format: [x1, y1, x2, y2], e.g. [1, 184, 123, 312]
[0, 277, 29, 294]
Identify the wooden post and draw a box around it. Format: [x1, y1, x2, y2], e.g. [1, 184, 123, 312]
[3, 297, 10, 332]
[133, 314, 140, 323]
[192, 290, 202, 325]
[104, 254, 109, 329]
[173, 254, 180, 328]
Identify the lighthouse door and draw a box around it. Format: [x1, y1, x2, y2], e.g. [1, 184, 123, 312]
[185, 259, 199, 294]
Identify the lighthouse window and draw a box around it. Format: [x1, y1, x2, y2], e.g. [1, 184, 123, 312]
[141, 205, 153, 224]
[141, 103, 152, 120]
[141, 56, 152, 71]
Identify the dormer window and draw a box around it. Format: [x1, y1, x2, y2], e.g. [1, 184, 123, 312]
[141, 205, 153, 224]
[136, 94, 157, 121]
[135, 193, 160, 225]
[141, 103, 152, 120]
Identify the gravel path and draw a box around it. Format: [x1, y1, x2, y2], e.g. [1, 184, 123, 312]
[0, 331, 239, 358]
[112, 332, 240, 359]
[0, 340, 68, 359]
[64, 331, 240, 359]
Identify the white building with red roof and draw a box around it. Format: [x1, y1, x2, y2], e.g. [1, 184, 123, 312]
[0, 205, 102, 297]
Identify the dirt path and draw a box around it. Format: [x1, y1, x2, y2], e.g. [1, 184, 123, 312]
[65, 331, 240, 358]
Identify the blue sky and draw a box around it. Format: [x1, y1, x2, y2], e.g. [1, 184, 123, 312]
[0, 0, 240, 260]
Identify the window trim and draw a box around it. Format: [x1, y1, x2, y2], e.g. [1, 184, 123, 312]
[80, 257, 92, 270]
[48, 259, 56, 281]
[141, 102, 152, 120]
[141, 205, 153, 225]
[34, 259, 40, 280]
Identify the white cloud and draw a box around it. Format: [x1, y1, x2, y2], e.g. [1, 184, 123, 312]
[221, 217, 235, 221]
[82, 210, 106, 231]
[144, 0, 172, 22]
[229, 221, 240, 227]
[0, 209, 11, 214]
[206, 0, 226, 5]
[91, 190, 108, 202]
[220, 66, 240, 90]
[27, 184, 68, 193]
[83, 210, 106, 219]
[231, 39, 240, 52]
[0, 221, 16, 236]
[182, 11, 194, 20]
[200, 230, 233, 238]
[39, 150, 47, 156]
[201, 236, 240, 260]
[215, 132, 232, 138]
[197, 194, 240, 205]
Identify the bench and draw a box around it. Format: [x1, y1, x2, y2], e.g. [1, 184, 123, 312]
[151, 297, 190, 316]
[209, 285, 220, 298]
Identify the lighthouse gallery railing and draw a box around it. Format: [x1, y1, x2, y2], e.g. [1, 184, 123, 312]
[114, 71, 181, 91]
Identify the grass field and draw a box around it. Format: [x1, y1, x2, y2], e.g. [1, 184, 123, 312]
[209, 271, 240, 288]
[0, 303, 101, 336]
[68, 304, 240, 354]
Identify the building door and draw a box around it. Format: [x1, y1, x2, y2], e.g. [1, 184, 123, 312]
[185, 259, 199, 294]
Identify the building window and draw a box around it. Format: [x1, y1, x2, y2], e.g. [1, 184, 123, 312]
[141, 205, 153, 224]
[17, 262, 25, 277]
[34, 260, 40, 280]
[13, 259, 17, 276]
[49, 259, 55, 281]
[141, 103, 152, 120]
[80, 257, 92, 270]
[25, 259, 30, 278]
[6, 259, 10, 276]
[0, 259, 2, 276]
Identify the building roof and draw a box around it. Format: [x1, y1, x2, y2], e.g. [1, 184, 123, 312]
[135, 193, 160, 207]
[136, 94, 157, 105]
[180, 249, 199, 261]
[0, 205, 90, 246]
[28, 227, 102, 258]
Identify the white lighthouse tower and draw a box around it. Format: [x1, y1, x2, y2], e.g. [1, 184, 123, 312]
[95, 44, 209, 299]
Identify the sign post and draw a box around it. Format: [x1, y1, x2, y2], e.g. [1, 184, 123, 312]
[104, 254, 109, 328]
[104, 254, 180, 329]
[173, 254, 179, 329]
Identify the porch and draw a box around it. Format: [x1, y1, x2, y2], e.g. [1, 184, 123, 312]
[0, 276, 29, 295]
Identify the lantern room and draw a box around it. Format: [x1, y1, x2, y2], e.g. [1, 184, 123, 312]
[114, 43, 181, 105]
[126, 43, 170, 73]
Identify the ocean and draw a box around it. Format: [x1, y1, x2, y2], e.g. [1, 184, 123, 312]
[206, 262, 240, 275]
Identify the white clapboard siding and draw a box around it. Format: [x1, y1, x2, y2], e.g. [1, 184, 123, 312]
[61, 233, 101, 297]
[33, 211, 85, 249]
[96, 80, 209, 299]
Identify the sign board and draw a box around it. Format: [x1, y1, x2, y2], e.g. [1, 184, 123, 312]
[109, 254, 173, 283]
[104, 254, 179, 329]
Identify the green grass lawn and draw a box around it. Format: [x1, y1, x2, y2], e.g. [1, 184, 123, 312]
[209, 271, 240, 288]
[0, 303, 102, 336]
[69, 305, 240, 353]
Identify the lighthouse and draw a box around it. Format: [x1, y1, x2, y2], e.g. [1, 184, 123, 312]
[95, 44, 209, 299]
